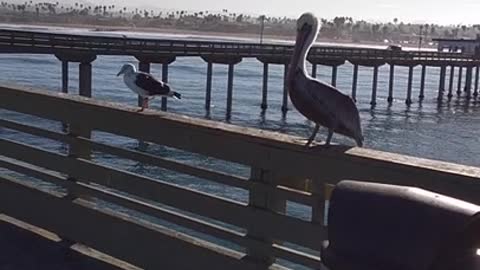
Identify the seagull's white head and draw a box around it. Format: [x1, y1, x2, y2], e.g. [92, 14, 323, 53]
[117, 63, 136, 76]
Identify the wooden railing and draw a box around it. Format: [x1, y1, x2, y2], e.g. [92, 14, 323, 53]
[1, 85, 480, 269]
[0, 28, 478, 64]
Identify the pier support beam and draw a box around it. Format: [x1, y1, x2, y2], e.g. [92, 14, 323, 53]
[448, 66, 455, 99]
[387, 64, 395, 103]
[419, 65, 426, 100]
[331, 65, 338, 87]
[61, 60, 69, 94]
[161, 64, 169, 111]
[351, 64, 358, 102]
[457, 66, 463, 95]
[226, 63, 235, 119]
[282, 64, 289, 113]
[475, 66, 479, 97]
[205, 62, 213, 110]
[202, 56, 242, 118]
[438, 66, 446, 101]
[261, 63, 268, 110]
[138, 62, 151, 108]
[406, 66, 414, 105]
[464, 66, 473, 99]
[370, 66, 379, 106]
[311, 64, 317, 78]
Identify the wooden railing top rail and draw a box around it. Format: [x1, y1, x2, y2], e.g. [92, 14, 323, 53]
[0, 28, 478, 63]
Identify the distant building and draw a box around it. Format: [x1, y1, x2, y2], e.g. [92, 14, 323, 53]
[433, 38, 480, 55]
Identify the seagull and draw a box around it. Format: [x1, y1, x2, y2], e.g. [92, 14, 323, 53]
[287, 13, 363, 147]
[117, 63, 181, 111]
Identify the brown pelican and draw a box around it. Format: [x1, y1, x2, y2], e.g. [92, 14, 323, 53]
[287, 13, 363, 147]
[117, 63, 181, 112]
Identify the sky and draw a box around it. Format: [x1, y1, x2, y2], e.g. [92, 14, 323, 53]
[14, 0, 480, 25]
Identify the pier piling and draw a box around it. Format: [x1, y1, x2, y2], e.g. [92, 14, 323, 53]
[331, 66, 338, 87]
[387, 64, 395, 103]
[465, 66, 473, 99]
[351, 64, 358, 102]
[227, 64, 235, 119]
[438, 66, 446, 101]
[448, 66, 455, 99]
[282, 64, 289, 113]
[475, 66, 479, 97]
[261, 63, 268, 110]
[419, 65, 426, 100]
[61, 60, 68, 94]
[205, 62, 213, 110]
[161, 64, 169, 111]
[311, 64, 317, 78]
[457, 66, 463, 95]
[370, 66, 378, 106]
[406, 66, 414, 105]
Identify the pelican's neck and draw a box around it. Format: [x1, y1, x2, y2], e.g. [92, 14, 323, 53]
[298, 30, 318, 78]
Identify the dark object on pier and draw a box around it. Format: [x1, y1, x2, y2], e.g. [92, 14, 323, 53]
[321, 180, 480, 270]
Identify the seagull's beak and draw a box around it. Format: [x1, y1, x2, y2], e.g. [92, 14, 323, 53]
[116, 70, 123, 77]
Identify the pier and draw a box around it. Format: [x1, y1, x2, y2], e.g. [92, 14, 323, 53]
[1, 29, 480, 117]
[1, 85, 480, 269]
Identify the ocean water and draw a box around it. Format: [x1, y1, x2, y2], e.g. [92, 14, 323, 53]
[1, 32, 480, 269]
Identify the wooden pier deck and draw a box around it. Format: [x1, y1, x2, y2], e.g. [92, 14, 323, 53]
[1, 85, 480, 269]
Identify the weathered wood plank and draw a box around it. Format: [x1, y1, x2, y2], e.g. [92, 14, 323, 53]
[1, 86, 480, 204]
[0, 138, 326, 250]
[0, 175, 262, 270]
[0, 156, 320, 268]
[0, 118, 315, 206]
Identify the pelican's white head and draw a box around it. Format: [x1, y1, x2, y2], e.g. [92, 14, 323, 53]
[117, 63, 136, 76]
[292, 13, 320, 71]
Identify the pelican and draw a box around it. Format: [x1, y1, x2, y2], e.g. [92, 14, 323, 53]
[117, 63, 181, 112]
[287, 13, 363, 147]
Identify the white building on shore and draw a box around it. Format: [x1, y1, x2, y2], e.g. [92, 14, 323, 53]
[433, 38, 480, 55]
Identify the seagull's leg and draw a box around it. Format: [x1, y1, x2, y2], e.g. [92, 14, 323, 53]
[305, 124, 320, 147]
[137, 98, 146, 112]
[325, 129, 334, 146]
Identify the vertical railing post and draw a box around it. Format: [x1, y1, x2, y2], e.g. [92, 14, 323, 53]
[311, 63, 317, 78]
[474, 65, 479, 98]
[331, 65, 337, 87]
[464, 65, 473, 99]
[457, 66, 463, 95]
[246, 168, 286, 266]
[438, 65, 446, 102]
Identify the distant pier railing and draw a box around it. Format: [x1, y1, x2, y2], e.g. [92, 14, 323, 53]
[1, 85, 480, 269]
[1, 28, 480, 117]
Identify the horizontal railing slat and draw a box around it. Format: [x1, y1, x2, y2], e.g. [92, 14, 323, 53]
[0, 117, 316, 206]
[0, 154, 320, 268]
[1, 86, 479, 205]
[0, 138, 326, 251]
[0, 175, 264, 270]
